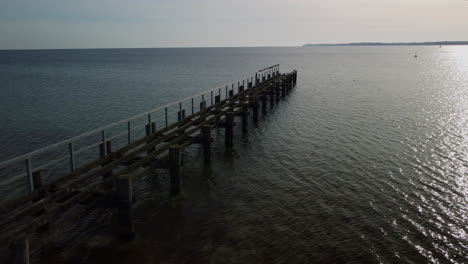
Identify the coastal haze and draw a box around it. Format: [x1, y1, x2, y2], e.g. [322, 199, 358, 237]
[1, 46, 467, 263]
[1, 0, 468, 49]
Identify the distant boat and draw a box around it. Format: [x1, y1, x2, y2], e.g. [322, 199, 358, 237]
[414, 53, 418, 58]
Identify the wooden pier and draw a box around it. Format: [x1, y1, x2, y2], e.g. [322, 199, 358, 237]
[0, 66, 298, 263]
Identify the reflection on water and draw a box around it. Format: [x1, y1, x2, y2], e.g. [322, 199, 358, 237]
[1, 47, 467, 263]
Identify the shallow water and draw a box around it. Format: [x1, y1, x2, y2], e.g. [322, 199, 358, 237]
[1, 47, 467, 263]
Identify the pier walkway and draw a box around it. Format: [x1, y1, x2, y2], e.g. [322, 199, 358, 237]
[0, 65, 297, 263]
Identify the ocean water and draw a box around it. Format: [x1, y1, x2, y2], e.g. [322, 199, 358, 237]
[0, 47, 467, 263]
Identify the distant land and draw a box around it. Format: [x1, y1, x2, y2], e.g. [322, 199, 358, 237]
[303, 41, 468, 47]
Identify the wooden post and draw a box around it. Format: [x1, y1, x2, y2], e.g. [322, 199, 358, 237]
[99, 140, 113, 178]
[248, 81, 253, 89]
[169, 145, 182, 196]
[32, 171, 42, 190]
[228, 89, 234, 98]
[241, 103, 249, 134]
[202, 126, 211, 164]
[225, 112, 234, 148]
[215, 95, 220, 104]
[261, 94, 267, 116]
[178, 110, 186, 121]
[8, 238, 29, 264]
[145, 122, 156, 154]
[281, 79, 286, 99]
[275, 82, 280, 102]
[116, 175, 135, 240]
[252, 97, 259, 124]
[269, 85, 275, 109]
[239, 85, 244, 93]
[200, 101, 206, 111]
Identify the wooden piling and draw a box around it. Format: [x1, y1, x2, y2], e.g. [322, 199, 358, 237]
[281, 80, 286, 98]
[215, 95, 220, 104]
[146, 122, 157, 153]
[241, 103, 249, 134]
[261, 94, 267, 116]
[116, 175, 135, 240]
[252, 97, 259, 124]
[275, 82, 280, 102]
[99, 140, 113, 178]
[178, 110, 186, 121]
[201, 126, 211, 164]
[32, 171, 42, 190]
[200, 101, 206, 111]
[225, 112, 234, 148]
[0, 67, 299, 248]
[8, 238, 29, 264]
[169, 145, 182, 196]
[269, 85, 275, 109]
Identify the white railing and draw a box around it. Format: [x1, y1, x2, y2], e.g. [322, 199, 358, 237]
[0, 65, 280, 200]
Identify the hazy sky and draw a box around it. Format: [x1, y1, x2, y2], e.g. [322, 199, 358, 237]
[1, 0, 468, 49]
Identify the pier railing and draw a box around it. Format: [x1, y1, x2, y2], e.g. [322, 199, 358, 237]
[0, 65, 280, 202]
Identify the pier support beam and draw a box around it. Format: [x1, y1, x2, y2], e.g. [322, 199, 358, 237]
[169, 145, 182, 196]
[8, 238, 29, 264]
[269, 86, 275, 109]
[99, 140, 113, 178]
[116, 175, 135, 241]
[281, 80, 286, 99]
[275, 82, 280, 103]
[225, 112, 234, 149]
[201, 126, 211, 164]
[241, 103, 249, 134]
[261, 94, 267, 116]
[252, 97, 259, 124]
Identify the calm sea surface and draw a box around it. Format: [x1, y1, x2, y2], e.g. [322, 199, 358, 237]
[0, 47, 467, 263]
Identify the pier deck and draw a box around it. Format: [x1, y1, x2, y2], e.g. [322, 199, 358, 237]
[0, 65, 298, 263]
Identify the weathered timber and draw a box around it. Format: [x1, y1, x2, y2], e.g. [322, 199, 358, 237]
[202, 125, 211, 164]
[1, 73, 281, 220]
[169, 145, 182, 196]
[225, 112, 234, 148]
[99, 140, 113, 178]
[0, 69, 298, 255]
[252, 97, 259, 124]
[116, 175, 135, 240]
[241, 103, 249, 134]
[8, 238, 29, 264]
[261, 94, 267, 116]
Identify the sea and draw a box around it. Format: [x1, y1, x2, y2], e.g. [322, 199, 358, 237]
[0, 47, 467, 263]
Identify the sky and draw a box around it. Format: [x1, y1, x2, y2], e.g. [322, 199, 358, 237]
[1, 0, 468, 49]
